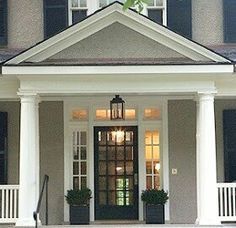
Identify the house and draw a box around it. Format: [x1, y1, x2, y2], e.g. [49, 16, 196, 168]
[0, 0, 236, 226]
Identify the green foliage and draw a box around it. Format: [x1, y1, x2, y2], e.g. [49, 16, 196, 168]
[123, 0, 149, 13]
[65, 188, 92, 206]
[141, 189, 169, 205]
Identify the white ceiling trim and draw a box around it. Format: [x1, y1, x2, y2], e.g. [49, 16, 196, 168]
[5, 3, 231, 65]
[2, 64, 234, 75]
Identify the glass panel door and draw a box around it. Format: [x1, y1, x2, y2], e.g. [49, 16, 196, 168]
[94, 126, 138, 220]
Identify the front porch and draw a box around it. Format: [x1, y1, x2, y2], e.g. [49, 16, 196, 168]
[1, 183, 236, 225]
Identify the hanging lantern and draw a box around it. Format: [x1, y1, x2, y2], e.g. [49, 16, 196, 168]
[110, 95, 125, 120]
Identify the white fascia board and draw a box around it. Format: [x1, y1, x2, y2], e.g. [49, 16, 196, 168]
[5, 3, 230, 65]
[2, 64, 234, 75]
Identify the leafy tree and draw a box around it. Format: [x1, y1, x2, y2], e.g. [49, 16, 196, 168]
[123, 0, 148, 12]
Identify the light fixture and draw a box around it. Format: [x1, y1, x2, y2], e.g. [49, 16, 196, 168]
[110, 95, 125, 120]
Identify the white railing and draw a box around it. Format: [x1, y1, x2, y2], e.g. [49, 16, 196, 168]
[0, 185, 19, 223]
[217, 183, 236, 221]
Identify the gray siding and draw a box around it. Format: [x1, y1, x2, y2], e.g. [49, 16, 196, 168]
[168, 100, 197, 224]
[50, 22, 187, 60]
[192, 0, 223, 45]
[0, 102, 20, 185]
[8, 0, 43, 49]
[39, 101, 64, 225]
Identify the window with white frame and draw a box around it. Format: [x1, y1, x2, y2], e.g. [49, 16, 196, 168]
[147, 0, 167, 25]
[72, 130, 88, 189]
[69, 0, 88, 24]
[145, 130, 161, 189]
[99, 0, 124, 8]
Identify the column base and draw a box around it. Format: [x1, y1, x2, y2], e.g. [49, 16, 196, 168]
[195, 217, 221, 226]
[15, 218, 41, 227]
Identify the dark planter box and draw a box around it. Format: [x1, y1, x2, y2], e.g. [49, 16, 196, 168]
[145, 204, 165, 224]
[70, 205, 89, 225]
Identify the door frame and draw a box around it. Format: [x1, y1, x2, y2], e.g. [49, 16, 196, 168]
[94, 126, 139, 220]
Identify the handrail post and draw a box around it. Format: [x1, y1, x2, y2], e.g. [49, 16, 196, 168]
[46, 176, 49, 225]
[33, 174, 49, 228]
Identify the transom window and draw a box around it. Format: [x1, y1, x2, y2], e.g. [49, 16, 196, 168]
[95, 108, 136, 120]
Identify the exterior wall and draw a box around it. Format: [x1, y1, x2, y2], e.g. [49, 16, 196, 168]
[8, 0, 43, 49]
[49, 22, 187, 60]
[0, 101, 20, 184]
[215, 99, 236, 182]
[39, 101, 64, 225]
[192, 0, 223, 46]
[168, 100, 197, 224]
[3, 0, 230, 50]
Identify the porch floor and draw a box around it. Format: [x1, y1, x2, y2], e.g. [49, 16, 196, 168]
[2, 224, 236, 228]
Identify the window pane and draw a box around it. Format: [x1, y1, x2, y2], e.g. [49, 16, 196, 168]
[96, 109, 108, 120]
[146, 161, 152, 174]
[153, 131, 159, 144]
[108, 146, 116, 160]
[153, 146, 159, 160]
[73, 162, 79, 175]
[145, 131, 152, 144]
[148, 9, 163, 24]
[154, 175, 160, 189]
[73, 177, 79, 189]
[125, 109, 136, 119]
[154, 162, 160, 174]
[80, 0, 87, 7]
[71, 0, 78, 7]
[72, 109, 87, 120]
[72, 10, 87, 24]
[81, 146, 87, 160]
[73, 147, 79, 160]
[145, 146, 152, 160]
[99, 191, 106, 205]
[80, 132, 86, 145]
[99, 177, 106, 190]
[81, 162, 86, 175]
[146, 176, 152, 189]
[81, 176, 87, 189]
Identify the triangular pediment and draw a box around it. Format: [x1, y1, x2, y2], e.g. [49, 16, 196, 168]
[4, 2, 231, 65]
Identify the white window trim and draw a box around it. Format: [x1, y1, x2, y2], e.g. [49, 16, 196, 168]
[68, 0, 167, 26]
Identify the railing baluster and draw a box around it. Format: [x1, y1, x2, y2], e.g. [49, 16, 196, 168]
[5, 189, 9, 219]
[220, 186, 223, 217]
[217, 183, 236, 221]
[0, 185, 19, 223]
[14, 189, 17, 219]
[2, 189, 5, 218]
[9, 189, 13, 219]
[233, 187, 236, 217]
[229, 187, 232, 216]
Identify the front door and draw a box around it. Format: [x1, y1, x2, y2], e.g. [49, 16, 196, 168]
[94, 126, 138, 220]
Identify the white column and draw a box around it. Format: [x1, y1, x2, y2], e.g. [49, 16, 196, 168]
[196, 93, 220, 225]
[16, 94, 40, 227]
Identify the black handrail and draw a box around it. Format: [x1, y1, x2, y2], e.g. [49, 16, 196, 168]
[33, 174, 49, 228]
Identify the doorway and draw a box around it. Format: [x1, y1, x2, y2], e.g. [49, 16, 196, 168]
[94, 126, 138, 219]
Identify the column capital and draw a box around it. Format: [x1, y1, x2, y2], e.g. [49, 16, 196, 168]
[17, 92, 40, 104]
[197, 92, 216, 102]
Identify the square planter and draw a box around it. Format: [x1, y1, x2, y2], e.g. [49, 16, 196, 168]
[145, 204, 164, 224]
[70, 205, 90, 225]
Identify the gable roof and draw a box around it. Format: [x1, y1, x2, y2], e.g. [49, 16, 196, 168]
[4, 2, 231, 65]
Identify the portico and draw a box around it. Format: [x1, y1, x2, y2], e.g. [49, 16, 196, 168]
[0, 2, 235, 226]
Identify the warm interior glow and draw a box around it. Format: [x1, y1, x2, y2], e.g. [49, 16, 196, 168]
[72, 109, 88, 120]
[125, 109, 136, 119]
[96, 109, 108, 120]
[144, 108, 161, 119]
[155, 163, 160, 171]
[111, 130, 124, 143]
